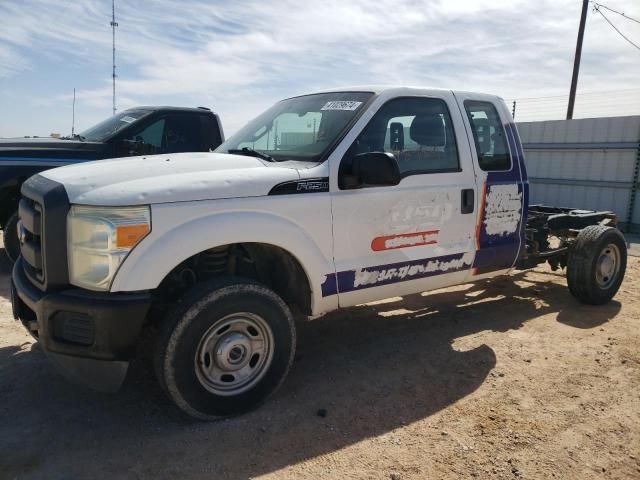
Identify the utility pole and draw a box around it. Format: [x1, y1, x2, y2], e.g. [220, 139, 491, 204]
[511, 100, 516, 120]
[110, 0, 118, 116]
[567, 0, 589, 120]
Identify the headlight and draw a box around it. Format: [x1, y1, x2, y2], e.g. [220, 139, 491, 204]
[67, 205, 151, 291]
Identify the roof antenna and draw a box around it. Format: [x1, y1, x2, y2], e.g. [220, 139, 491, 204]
[72, 88, 76, 136]
[110, 0, 118, 116]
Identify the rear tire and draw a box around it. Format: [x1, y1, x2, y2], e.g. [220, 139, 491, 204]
[567, 225, 627, 305]
[3, 211, 20, 264]
[154, 278, 296, 420]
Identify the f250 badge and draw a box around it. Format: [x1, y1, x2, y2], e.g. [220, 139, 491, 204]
[269, 178, 330, 195]
[297, 180, 329, 192]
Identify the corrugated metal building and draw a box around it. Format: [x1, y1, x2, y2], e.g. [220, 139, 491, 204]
[517, 116, 640, 232]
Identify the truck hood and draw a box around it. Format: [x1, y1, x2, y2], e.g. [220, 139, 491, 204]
[40, 152, 302, 205]
[0, 137, 103, 151]
[0, 137, 104, 162]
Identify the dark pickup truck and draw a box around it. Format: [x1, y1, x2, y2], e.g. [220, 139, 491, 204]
[0, 106, 224, 261]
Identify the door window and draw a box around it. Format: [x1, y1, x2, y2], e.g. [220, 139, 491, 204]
[135, 119, 165, 150]
[120, 118, 165, 155]
[124, 115, 205, 155]
[464, 101, 511, 171]
[345, 97, 460, 177]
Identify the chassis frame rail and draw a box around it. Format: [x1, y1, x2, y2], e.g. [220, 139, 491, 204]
[517, 204, 618, 270]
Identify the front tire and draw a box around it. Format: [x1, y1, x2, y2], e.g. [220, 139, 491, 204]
[567, 225, 627, 305]
[3, 211, 20, 263]
[154, 278, 296, 420]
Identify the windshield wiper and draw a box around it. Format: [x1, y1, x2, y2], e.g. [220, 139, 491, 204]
[227, 147, 277, 162]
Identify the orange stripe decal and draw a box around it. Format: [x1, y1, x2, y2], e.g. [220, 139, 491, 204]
[371, 230, 439, 252]
[472, 181, 488, 275]
[475, 181, 487, 251]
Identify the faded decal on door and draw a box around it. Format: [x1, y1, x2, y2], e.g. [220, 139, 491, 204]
[483, 183, 522, 236]
[368, 191, 453, 233]
[371, 230, 439, 251]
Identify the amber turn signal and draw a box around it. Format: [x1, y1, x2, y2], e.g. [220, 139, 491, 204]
[116, 224, 150, 248]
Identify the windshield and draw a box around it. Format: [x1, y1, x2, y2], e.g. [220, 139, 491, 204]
[215, 92, 373, 162]
[78, 110, 150, 142]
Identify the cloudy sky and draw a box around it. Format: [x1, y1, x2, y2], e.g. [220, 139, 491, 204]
[0, 0, 639, 138]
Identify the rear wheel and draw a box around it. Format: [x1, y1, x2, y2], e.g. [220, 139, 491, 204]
[154, 278, 296, 420]
[2, 211, 20, 263]
[567, 225, 627, 305]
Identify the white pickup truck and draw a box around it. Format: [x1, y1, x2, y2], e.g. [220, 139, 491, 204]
[11, 87, 627, 420]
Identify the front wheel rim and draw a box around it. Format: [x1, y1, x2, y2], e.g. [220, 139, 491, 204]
[595, 243, 621, 289]
[194, 312, 274, 396]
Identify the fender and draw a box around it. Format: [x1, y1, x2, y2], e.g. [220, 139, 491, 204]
[110, 206, 338, 316]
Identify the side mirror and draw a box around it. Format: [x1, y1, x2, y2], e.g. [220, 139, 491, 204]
[114, 138, 139, 156]
[116, 138, 152, 156]
[343, 151, 401, 189]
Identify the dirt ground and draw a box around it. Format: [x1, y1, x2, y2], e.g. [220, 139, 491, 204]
[0, 240, 638, 480]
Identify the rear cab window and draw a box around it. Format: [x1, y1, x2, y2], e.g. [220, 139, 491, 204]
[464, 100, 512, 171]
[199, 114, 222, 150]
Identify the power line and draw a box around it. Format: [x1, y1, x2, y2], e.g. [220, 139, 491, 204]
[593, 4, 640, 51]
[505, 88, 640, 106]
[507, 88, 640, 102]
[506, 88, 640, 119]
[513, 97, 640, 105]
[590, 1, 640, 25]
[513, 98, 633, 106]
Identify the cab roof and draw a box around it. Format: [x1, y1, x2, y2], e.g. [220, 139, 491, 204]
[289, 85, 504, 102]
[125, 106, 216, 114]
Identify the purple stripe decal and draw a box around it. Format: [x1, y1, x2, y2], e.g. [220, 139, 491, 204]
[321, 252, 472, 297]
[504, 122, 529, 260]
[471, 123, 525, 274]
[321, 273, 338, 297]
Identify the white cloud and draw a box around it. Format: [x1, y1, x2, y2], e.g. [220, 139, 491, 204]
[0, 0, 639, 136]
[0, 42, 30, 78]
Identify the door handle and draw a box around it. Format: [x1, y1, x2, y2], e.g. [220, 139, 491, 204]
[461, 188, 474, 214]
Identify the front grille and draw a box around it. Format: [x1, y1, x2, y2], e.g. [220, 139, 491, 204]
[19, 197, 45, 285]
[19, 174, 71, 292]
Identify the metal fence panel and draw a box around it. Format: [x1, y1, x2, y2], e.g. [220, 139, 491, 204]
[517, 116, 640, 231]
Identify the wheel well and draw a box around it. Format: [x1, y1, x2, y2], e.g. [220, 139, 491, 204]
[151, 243, 312, 317]
[0, 185, 21, 227]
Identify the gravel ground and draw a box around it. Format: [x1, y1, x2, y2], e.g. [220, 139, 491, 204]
[0, 238, 638, 480]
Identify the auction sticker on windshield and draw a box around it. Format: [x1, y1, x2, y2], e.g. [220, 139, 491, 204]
[321, 101, 363, 111]
[120, 116, 137, 123]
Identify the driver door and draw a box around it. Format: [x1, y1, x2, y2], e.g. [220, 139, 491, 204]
[329, 92, 478, 308]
